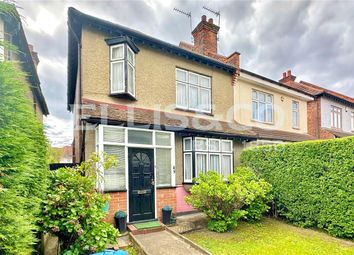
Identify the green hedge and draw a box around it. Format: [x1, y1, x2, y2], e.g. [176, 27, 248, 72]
[0, 61, 49, 253]
[241, 137, 354, 239]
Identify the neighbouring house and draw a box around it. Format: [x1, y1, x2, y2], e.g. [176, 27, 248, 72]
[280, 70, 354, 139]
[67, 8, 315, 223]
[0, 5, 49, 121]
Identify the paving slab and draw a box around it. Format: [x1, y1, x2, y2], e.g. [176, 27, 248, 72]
[132, 229, 209, 255]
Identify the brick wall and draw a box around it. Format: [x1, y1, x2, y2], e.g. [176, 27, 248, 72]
[307, 98, 335, 139]
[106, 191, 127, 224]
[156, 188, 177, 219]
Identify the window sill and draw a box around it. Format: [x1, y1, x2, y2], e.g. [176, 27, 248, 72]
[175, 107, 213, 116]
[292, 126, 300, 130]
[251, 119, 274, 125]
[104, 189, 127, 193]
[110, 92, 137, 101]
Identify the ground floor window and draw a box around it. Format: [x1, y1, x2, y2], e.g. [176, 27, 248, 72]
[96, 125, 175, 191]
[183, 137, 233, 183]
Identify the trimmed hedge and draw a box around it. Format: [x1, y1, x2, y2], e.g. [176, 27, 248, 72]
[241, 137, 354, 239]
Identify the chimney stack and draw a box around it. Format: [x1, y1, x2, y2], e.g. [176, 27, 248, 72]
[192, 15, 220, 55]
[28, 44, 39, 69]
[279, 69, 296, 84]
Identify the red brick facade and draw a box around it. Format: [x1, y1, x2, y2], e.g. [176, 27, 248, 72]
[105, 189, 177, 223]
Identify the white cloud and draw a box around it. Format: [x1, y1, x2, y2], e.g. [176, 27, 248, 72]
[44, 115, 73, 147]
[25, 6, 62, 36]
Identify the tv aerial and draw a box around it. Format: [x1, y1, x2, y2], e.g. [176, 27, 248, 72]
[173, 7, 193, 43]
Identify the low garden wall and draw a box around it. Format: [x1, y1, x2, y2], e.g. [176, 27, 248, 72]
[241, 137, 354, 239]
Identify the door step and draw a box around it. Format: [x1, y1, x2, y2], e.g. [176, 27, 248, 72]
[128, 221, 165, 235]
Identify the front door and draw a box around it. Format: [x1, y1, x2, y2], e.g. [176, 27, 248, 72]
[128, 148, 155, 222]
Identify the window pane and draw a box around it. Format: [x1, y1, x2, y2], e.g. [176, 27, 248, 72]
[259, 102, 266, 122]
[127, 47, 134, 64]
[127, 63, 134, 95]
[209, 139, 220, 151]
[111, 45, 124, 60]
[199, 88, 211, 112]
[199, 76, 210, 88]
[209, 154, 220, 173]
[195, 138, 207, 151]
[266, 104, 273, 122]
[252, 101, 258, 120]
[111, 61, 124, 92]
[176, 82, 187, 108]
[189, 73, 198, 85]
[156, 148, 171, 186]
[128, 130, 152, 144]
[104, 145, 125, 191]
[184, 153, 192, 181]
[155, 132, 171, 146]
[189, 86, 198, 109]
[252, 91, 257, 100]
[103, 126, 125, 143]
[292, 101, 299, 110]
[196, 154, 207, 177]
[184, 138, 192, 151]
[221, 140, 232, 152]
[176, 69, 187, 82]
[221, 155, 232, 178]
[259, 93, 266, 102]
[266, 95, 273, 103]
[292, 111, 298, 127]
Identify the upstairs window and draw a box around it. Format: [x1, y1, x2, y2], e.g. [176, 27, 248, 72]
[331, 106, 342, 129]
[351, 112, 354, 132]
[292, 101, 299, 128]
[106, 36, 139, 99]
[252, 90, 273, 123]
[176, 68, 211, 113]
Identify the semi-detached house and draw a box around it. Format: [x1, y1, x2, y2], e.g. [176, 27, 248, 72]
[67, 8, 315, 223]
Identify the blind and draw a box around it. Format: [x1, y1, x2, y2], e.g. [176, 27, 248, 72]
[104, 145, 126, 191]
[156, 148, 171, 187]
[103, 126, 125, 143]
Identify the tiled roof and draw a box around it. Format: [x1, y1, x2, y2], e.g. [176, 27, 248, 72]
[322, 128, 354, 138]
[81, 99, 314, 142]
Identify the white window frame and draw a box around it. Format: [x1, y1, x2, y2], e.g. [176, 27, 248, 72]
[175, 68, 212, 113]
[331, 105, 342, 129]
[109, 44, 136, 97]
[252, 90, 274, 123]
[292, 101, 300, 129]
[183, 137, 192, 151]
[183, 153, 193, 183]
[221, 154, 233, 178]
[195, 137, 208, 151]
[195, 152, 208, 178]
[209, 139, 221, 152]
[183, 137, 233, 182]
[96, 125, 175, 222]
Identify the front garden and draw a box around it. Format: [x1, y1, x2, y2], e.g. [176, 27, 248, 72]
[185, 217, 354, 255]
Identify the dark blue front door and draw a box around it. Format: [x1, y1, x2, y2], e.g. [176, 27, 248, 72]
[128, 148, 155, 222]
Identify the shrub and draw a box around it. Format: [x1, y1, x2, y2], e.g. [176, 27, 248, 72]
[233, 167, 272, 222]
[241, 137, 354, 238]
[0, 39, 49, 254]
[40, 154, 119, 255]
[185, 170, 272, 232]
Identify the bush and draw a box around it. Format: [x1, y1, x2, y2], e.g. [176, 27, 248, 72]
[241, 137, 354, 238]
[0, 54, 49, 252]
[40, 154, 119, 255]
[185, 170, 272, 232]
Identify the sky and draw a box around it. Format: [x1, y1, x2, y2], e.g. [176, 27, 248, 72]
[17, 0, 354, 147]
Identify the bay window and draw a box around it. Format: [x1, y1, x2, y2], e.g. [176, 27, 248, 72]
[183, 137, 233, 182]
[176, 68, 211, 113]
[106, 37, 139, 98]
[252, 90, 273, 123]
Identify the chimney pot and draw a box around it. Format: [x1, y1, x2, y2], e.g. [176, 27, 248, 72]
[283, 72, 286, 78]
[201, 15, 207, 21]
[208, 18, 213, 24]
[287, 70, 291, 76]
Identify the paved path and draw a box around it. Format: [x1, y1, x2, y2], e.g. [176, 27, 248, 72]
[132, 229, 209, 255]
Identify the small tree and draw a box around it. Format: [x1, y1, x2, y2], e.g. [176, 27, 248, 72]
[40, 154, 119, 255]
[186, 168, 272, 232]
